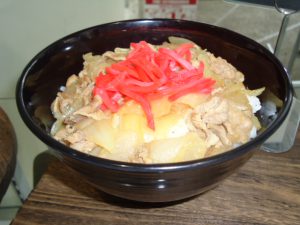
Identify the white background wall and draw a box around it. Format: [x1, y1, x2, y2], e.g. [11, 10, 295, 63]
[0, 0, 129, 206]
[0, 0, 128, 98]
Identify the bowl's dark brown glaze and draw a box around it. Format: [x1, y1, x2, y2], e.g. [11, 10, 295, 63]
[16, 19, 293, 202]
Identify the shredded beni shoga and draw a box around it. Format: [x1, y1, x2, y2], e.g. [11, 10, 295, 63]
[51, 37, 264, 163]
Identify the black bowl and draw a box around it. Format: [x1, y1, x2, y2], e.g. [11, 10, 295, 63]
[16, 19, 293, 202]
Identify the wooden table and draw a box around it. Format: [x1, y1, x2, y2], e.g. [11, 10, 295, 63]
[12, 130, 300, 225]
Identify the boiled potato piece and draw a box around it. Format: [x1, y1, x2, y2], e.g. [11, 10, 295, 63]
[151, 97, 172, 118]
[149, 137, 183, 163]
[154, 113, 189, 140]
[119, 113, 147, 143]
[149, 133, 207, 163]
[103, 131, 139, 162]
[175, 93, 209, 109]
[173, 132, 207, 162]
[83, 119, 116, 151]
[119, 100, 144, 115]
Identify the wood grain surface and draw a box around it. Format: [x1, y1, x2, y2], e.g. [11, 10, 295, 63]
[0, 107, 17, 201]
[12, 130, 300, 225]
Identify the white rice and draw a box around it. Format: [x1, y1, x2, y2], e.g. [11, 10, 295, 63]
[59, 86, 66, 92]
[247, 95, 262, 139]
[247, 95, 261, 113]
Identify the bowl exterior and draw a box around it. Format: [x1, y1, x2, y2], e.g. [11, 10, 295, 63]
[16, 19, 293, 202]
[54, 147, 255, 202]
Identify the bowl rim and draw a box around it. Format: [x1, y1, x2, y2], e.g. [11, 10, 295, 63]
[16, 18, 293, 172]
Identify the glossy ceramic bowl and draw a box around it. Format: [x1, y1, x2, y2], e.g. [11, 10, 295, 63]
[16, 19, 293, 202]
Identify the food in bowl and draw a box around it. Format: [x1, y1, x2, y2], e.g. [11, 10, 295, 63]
[50, 37, 264, 163]
[17, 19, 293, 202]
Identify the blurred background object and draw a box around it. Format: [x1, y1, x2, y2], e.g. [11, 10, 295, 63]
[0, 107, 20, 224]
[142, 0, 198, 20]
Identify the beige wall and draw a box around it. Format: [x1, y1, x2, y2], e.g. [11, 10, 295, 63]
[0, 0, 126, 98]
[0, 0, 127, 203]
